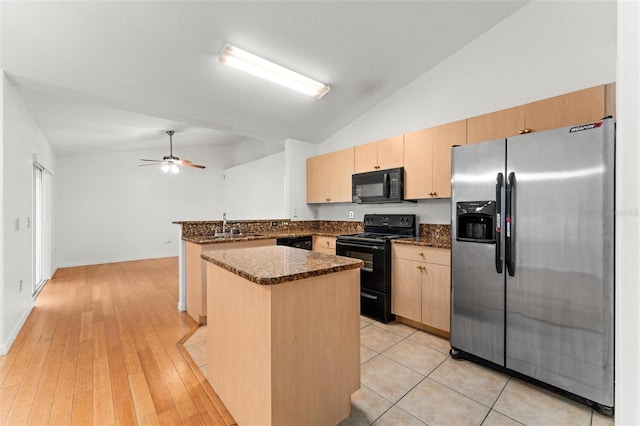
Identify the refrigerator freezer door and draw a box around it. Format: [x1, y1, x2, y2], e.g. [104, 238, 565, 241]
[505, 120, 614, 406]
[451, 139, 506, 366]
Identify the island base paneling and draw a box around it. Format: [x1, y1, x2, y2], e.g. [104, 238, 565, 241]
[206, 264, 360, 426]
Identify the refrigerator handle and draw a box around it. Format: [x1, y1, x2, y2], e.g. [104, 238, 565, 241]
[505, 172, 516, 277]
[495, 173, 504, 274]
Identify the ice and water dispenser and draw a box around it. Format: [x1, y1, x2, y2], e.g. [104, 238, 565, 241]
[456, 201, 496, 243]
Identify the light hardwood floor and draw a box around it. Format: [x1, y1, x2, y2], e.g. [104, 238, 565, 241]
[0, 257, 236, 425]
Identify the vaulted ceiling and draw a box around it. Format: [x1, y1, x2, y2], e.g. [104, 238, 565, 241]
[1, 1, 528, 155]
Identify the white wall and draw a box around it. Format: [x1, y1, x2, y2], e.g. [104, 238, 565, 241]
[316, 0, 616, 224]
[0, 67, 5, 354]
[615, 1, 640, 423]
[234, 138, 285, 166]
[222, 151, 286, 220]
[55, 144, 234, 267]
[2, 74, 57, 354]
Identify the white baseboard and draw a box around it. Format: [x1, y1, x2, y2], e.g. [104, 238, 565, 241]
[0, 304, 34, 355]
[55, 254, 178, 269]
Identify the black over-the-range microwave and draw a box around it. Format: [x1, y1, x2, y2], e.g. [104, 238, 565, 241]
[352, 167, 410, 204]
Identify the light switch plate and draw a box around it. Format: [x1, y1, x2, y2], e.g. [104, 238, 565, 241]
[349, 210, 354, 219]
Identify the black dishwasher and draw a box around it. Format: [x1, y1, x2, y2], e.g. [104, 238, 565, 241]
[276, 235, 312, 250]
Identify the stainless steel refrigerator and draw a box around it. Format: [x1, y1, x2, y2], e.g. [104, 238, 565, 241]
[450, 118, 614, 412]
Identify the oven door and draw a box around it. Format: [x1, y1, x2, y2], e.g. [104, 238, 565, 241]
[336, 240, 387, 293]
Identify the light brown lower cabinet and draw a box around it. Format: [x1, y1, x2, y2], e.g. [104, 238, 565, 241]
[392, 244, 450, 333]
[313, 235, 336, 255]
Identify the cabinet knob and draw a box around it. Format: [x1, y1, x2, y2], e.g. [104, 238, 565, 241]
[326, 241, 330, 246]
[518, 128, 532, 135]
[326, 198, 331, 202]
[418, 252, 424, 256]
[524, 128, 532, 134]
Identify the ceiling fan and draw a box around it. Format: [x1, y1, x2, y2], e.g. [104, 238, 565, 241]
[139, 130, 206, 174]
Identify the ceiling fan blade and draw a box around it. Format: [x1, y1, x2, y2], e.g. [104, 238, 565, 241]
[138, 163, 161, 167]
[139, 159, 163, 163]
[180, 162, 206, 169]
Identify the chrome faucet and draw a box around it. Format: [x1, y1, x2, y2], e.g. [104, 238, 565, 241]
[222, 212, 227, 234]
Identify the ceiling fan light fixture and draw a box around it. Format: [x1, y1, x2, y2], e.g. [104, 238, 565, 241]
[161, 163, 171, 173]
[170, 164, 179, 174]
[219, 43, 330, 99]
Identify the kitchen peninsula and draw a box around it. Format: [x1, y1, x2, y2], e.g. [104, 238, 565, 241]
[202, 245, 363, 426]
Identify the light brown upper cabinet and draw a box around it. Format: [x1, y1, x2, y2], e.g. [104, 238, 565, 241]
[468, 84, 611, 144]
[306, 148, 354, 203]
[404, 120, 466, 199]
[354, 135, 404, 173]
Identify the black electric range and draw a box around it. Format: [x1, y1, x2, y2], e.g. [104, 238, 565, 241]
[336, 214, 416, 322]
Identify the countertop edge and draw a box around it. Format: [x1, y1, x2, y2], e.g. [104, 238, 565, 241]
[201, 250, 363, 285]
[393, 238, 451, 249]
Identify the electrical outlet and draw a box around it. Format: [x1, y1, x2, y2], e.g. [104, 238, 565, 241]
[293, 208, 298, 218]
[19, 279, 23, 292]
[271, 221, 277, 227]
[349, 210, 354, 219]
[15, 218, 20, 231]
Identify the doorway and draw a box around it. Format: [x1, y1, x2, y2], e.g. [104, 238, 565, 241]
[32, 162, 47, 296]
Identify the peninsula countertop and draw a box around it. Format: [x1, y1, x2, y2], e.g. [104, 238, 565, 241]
[201, 245, 364, 285]
[183, 231, 342, 245]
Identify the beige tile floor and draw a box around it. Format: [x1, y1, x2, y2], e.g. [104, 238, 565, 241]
[183, 317, 614, 426]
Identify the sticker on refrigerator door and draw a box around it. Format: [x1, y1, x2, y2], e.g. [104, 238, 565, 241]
[569, 121, 602, 133]
[505, 216, 511, 237]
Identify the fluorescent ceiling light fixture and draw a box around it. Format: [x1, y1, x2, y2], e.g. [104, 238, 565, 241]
[219, 43, 330, 99]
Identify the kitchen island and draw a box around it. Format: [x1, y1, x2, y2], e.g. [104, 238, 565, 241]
[202, 246, 363, 426]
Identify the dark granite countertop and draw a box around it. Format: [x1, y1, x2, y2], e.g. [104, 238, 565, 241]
[183, 231, 342, 245]
[201, 246, 363, 285]
[393, 237, 451, 249]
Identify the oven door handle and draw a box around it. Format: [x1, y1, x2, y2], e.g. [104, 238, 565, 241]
[361, 292, 378, 300]
[336, 241, 385, 251]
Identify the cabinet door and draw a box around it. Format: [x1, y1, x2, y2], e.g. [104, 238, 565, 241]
[391, 257, 422, 323]
[605, 82, 616, 119]
[313, 236, 336, 253]
[431, 120, 466, 198]
[403, 128, 433, 200]
[421, 263, 450, 332]
[327, 148, 354, 202]
[306, 154, 329, 203]
[467, 106, 525, 144]
[354, 141, 379, 173]
[377, 135, 404, 171]
[524, 85, 605, 133]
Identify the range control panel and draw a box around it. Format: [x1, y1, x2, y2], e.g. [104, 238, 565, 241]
[363, 214, 416, 233]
